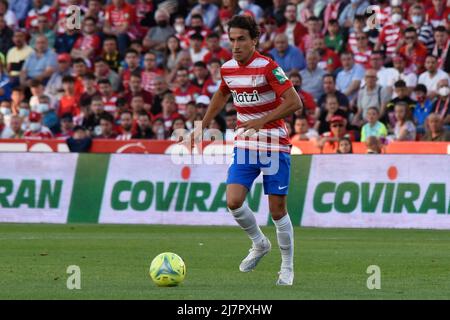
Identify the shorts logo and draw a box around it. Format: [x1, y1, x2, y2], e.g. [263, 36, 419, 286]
[231, 90, 261, 103]
[272, 67, 288, 84]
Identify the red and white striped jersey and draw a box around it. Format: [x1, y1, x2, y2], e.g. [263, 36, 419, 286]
[379, 21, 409, 57]
[219, 51, 293, 153]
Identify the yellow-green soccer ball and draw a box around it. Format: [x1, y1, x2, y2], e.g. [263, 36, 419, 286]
[149, 252, 186, 287]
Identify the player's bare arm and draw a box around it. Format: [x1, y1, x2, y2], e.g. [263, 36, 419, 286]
[236, 87, 303, 132]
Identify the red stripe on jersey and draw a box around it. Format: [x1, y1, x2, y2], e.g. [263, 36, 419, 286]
[235, 101, 279, 114]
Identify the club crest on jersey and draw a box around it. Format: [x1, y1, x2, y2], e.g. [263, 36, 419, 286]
[231, 90, 260, 103]
[272, 67, 288, 84]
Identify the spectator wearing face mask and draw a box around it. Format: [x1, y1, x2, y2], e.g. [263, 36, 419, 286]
[143, 8, 175, 56]
[289, 71, 317, 128]
[24, 111, 53, 139]
[375, 6, 409, 60]
[432, 82, 450, 126]
[37, 94, 59, 134]
[409, 4, 435, 52]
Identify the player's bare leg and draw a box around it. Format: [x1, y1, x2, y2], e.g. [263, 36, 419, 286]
[227, 184, 271, 272]
[269, 195, 294, 286]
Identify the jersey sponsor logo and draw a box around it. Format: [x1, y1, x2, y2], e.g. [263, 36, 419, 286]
[272, 67, 288, 84]
[231, 90, 261, 104]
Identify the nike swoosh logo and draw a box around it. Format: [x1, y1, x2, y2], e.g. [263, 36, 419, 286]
[278, 186, 288, 190]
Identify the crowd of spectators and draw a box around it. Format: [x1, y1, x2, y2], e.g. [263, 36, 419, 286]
[0, 0, 449, 153]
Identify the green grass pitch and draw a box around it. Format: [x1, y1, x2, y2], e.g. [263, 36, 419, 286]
[0, 224, 449, 299]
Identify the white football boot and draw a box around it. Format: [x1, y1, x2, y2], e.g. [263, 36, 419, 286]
[239, 237, 272, 272]
[276, 267, 294, 286]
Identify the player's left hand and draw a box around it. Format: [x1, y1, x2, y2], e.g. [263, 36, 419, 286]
[236, 118, 266, 134]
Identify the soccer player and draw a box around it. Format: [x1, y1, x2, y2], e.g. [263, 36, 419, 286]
[194, 15, 302, 285]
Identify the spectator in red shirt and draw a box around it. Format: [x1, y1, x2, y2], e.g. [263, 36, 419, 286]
[398, 27, 428, 74]
[123, 72, 152, 106]
[203, 32, 232, 65]
[130, 95, 147, 120]
[276, 3, 307, 47]
[289, 71, 318, 128]
[103, 0, 136, 56]
[24, 111, 53, 139]
[98, 78, 118, 115]
[71, 17, 101, 62]
[375, 6, 410, 60]
[299, 16, 321, 54]
[132, 111, 154, 139]
[202, 59, 221, 97]
[25, 0, 55, 31]
[350, 32, 372, 69]
[80, 73, 99, 104]
[426, 0, 450, 28]
[94, 57, 121, 92]
[56, 113, 74, 139]
[154, 92, 181, 133]
[191, 61, 210, 92]
[312, 37, 341, 74]
[72, 58, 88, 97]
[173, 68, 201, 116]
[95, 111, 117, 139]
[120, 48, 142, 91]
[116, 110, 134, 140]
[141, 51, 164, 93]
[186, 13, 211, 41]
[58, 75, 80, 118]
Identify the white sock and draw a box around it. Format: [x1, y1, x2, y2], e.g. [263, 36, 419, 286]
[273, 214, 294, 270]
[228, 203, 266, 246]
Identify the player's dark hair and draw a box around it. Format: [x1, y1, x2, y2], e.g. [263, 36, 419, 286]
[73, 58, 86, 65]
[228, 15, 260, 40]
[83, 72, 96, 81]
